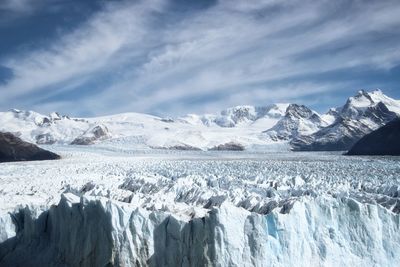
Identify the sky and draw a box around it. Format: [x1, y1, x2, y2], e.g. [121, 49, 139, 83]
[0, 0, 400, 117]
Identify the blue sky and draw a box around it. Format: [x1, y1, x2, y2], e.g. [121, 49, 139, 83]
[0, 0, 400, 117]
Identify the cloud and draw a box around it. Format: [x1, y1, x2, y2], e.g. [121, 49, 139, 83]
[0, 0, 162, 101]
[0, 0, 37, 13]
[0, 0, 400, 116]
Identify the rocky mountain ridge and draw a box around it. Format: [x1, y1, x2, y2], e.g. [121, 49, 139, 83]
[292, 90, 400, 151]
[1, 89, 399, 151]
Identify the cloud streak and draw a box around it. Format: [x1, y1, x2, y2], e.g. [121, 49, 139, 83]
[1, 0, 400, 116]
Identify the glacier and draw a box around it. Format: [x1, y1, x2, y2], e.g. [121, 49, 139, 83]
[0, 147, 399, 266]
[0, 194, 399, 267]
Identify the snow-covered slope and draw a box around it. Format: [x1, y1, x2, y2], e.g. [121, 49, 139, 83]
[179, 104, 288, 128]
[0, 105, 290, 151]
[0, 109, 90, 144]
[1, 90, 399, 151]
[292, 90, 400, 151]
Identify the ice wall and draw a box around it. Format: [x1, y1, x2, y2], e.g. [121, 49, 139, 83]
[0, 194, 399, 267]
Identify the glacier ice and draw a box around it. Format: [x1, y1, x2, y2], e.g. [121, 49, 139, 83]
[0, 148, 400, 266]
[0, 194, 399, 267]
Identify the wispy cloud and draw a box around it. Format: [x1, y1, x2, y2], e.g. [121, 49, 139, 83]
[1, 0, 400, 116]
[0, 0, 38, 13]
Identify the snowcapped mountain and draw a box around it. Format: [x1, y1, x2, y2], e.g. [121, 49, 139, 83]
[291, 89, 400, 151]
[180, 103, 288, 128]
[0, 104, 290, 150]
[214, 104, 289, 127]
[263, 104, 328, 141]
[1, 90, 399, 151]
[0, 109, 90, 144]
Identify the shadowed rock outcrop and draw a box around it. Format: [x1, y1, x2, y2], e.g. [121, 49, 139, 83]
[71, 125, 110, 145]
[0, 132, 60, 162]
[209, 142, 245, 151]
[347, 118, 400, 155]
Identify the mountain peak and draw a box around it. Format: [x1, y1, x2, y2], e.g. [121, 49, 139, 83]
[355, 88, 382, 96]
[348, 90, 374, 108]
[344, 89, 400, 115]
[9, 108, 22, 113]
[285, 104, 316, 119]
[356, 89, 368, 96]
[371, 88, 383, 94]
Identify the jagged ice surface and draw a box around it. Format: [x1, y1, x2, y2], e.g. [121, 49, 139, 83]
[0, 194, 399, 266]
[0, 147, 400, 266]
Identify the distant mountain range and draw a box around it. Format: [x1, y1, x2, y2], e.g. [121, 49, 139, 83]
[0, 89, 399, 151]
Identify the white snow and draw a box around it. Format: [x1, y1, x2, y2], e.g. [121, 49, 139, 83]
[1, 90, 399, 151]
[343, 89, 400, 117]
[0, 108, 287, 150]
[369, 89, 400, 114]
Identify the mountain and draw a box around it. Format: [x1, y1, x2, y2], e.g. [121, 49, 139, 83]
[264, 104, 328, 141]
[0, 132, 60, 162]
[0, 105, 290, 151]
[0, 109, 90, 144]
[180, 104, 288, 128]
[0, 90, 399, 151]
[291, 90, 400, 151]
[346, 119, 400, 155]
[215, 104, 289, 127]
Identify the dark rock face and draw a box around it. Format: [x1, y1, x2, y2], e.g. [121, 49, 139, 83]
[71, 125, 110, 145]
[209, 142, 245, 151]
[363, 102, 397, 125]
[0, 132, 60, 162]
[38, 117, 51, 126]
[291, 118, 373, 151]
[347, 119, 400, 155]
[285, 104, 317, 119]
[35, 133, 56, 145]
[91, 125, 108, 138]
[70, 137, 95, 145]
[168, 144, 202, 151]
[161, 118, 174, 123]
[151, 144, 202, 151]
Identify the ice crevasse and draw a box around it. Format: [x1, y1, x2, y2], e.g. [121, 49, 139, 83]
[0, 193, 399, 267]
